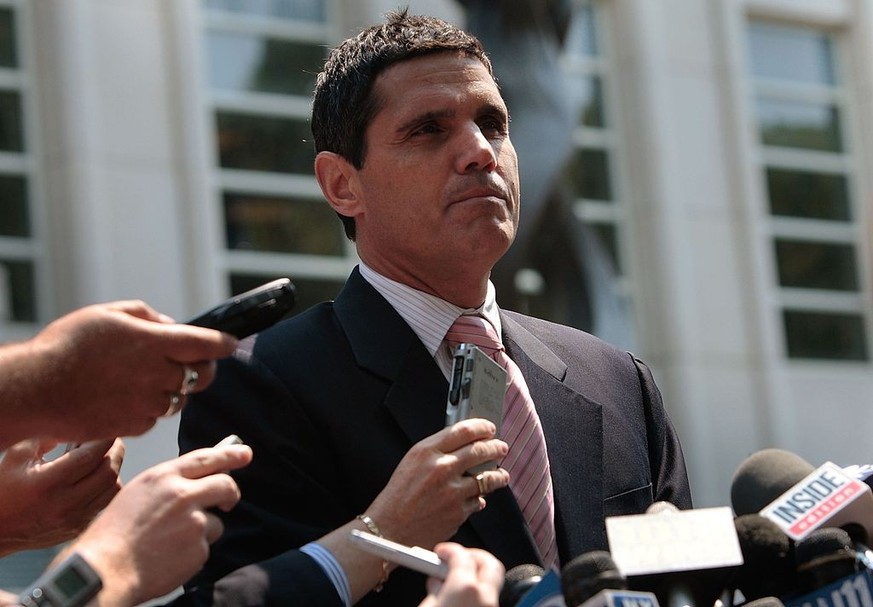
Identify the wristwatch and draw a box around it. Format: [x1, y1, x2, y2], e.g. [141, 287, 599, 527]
[18, 553, 102, 607]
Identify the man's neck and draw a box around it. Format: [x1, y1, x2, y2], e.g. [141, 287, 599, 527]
[358, 258, 491, 309]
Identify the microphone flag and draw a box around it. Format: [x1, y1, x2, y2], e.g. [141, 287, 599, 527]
[782, 569, 873, 607]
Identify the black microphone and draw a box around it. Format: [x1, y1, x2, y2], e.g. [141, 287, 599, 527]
[561, 550, 660, 607]
[561, 551, 626, 607]
[499, 564, 545, 607]
[731, 513, 797, 602]
[740, 597, 785, 607]
[794, 527, 858, 594]
[731, 449, 815, 517]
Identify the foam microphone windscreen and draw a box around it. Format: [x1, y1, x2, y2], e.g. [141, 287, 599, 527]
[500, 564, 546, 607]
[741, 597, 785, 607]
[561, 551, 626, 607]
[732, 514, 796, 600]
[731, 449, 815, 516]
[795, 527, 858, 593]
[646, 502, 680, 515]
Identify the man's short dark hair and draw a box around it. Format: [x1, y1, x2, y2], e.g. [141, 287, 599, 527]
[311, 9, 495, 240]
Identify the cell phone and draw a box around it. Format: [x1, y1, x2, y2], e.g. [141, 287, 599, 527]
[348, 529, 448, 579]
[186, 278, 296, 339]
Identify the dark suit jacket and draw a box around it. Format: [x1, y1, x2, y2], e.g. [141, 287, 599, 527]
[176, 267, 692, 606]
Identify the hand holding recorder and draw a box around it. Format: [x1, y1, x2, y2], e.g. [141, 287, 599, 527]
[45, 442, 253, 607]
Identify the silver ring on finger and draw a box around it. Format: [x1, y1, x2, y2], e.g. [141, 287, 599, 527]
[179, 366, 199, 396]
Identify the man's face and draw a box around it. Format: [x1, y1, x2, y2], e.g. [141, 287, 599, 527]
[349, 52, 520, 286]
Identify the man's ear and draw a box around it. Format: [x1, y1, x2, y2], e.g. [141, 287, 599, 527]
[314, 151, 363, 218]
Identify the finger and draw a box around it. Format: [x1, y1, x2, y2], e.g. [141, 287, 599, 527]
[170, 445, 253, 480]
[179, 360, 217, 394]
[2, 438, 43, 464]
[53, 439, 124, 484]
[159, 324, 239, 363]
[161, 391, 187, 418]
[464, 495, 486, 516]
[468, 468, 509, 497]
[158, 359, 196, 394]
[452, 438, 508, 475]
[107, 300, 167, 323]
[434, 542, 477, 580]
[433, 541, 466, 562]
[424, 577, 443, 599]
[432, 418, 498, 453]
[187, 472, 243, 513]
[473, 548, 506, 590]
[203, 512, 225, 544]
[159, 362, 210, 398]
[80, 475, 123, 515]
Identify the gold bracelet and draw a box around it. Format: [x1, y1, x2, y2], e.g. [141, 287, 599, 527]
[357, 514, 390, 592]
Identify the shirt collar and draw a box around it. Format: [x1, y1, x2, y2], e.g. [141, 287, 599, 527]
[358, 262, 502, 357]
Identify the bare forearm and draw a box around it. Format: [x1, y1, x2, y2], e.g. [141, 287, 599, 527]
[0, 340, 58, 448]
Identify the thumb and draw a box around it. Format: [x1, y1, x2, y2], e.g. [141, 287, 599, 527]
[3, 438, 53, 465]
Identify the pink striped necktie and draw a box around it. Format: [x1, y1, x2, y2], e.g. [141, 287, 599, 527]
[445, 314, 559, 569]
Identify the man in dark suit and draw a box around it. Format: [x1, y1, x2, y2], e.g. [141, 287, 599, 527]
[177, 10, 692, 607]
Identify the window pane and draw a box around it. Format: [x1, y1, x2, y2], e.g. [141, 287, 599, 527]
[774, 239, 858, 291]
[0, 175, 29, 236]
[230, 273, 343, 316]
[748, 23, 835, 85]
[0, 259, 35, 322]
[216, 112, 313, 174]
[566, 148, 612, 201]
[203, 0, 326, 22]
[766, 168, 850, 221]
[564, 4, 598, 57]
[571, 75, 604, 128]
[757, 99, 842, 152]
[0, 8, 17, 68]
[0, 90, 23, 152]
[207, 33, 324, 96]
[783, 310, 868, 360]
[224, 192, 344, 255]
[589, 222, 621, 274]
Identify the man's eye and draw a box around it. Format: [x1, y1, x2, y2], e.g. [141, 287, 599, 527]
[480, 119, 507, 135]
[412, 123, 441, 136]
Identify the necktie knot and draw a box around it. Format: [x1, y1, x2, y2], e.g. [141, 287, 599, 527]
[445, 314, 504, 357]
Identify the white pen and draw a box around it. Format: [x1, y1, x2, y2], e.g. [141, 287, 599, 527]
[349, 529, 449, 579]
[214, 434, 243, 447]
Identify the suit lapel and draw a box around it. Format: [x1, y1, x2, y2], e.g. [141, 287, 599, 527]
[334, 268, 446, 444]
[501, 313, 607, 560]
